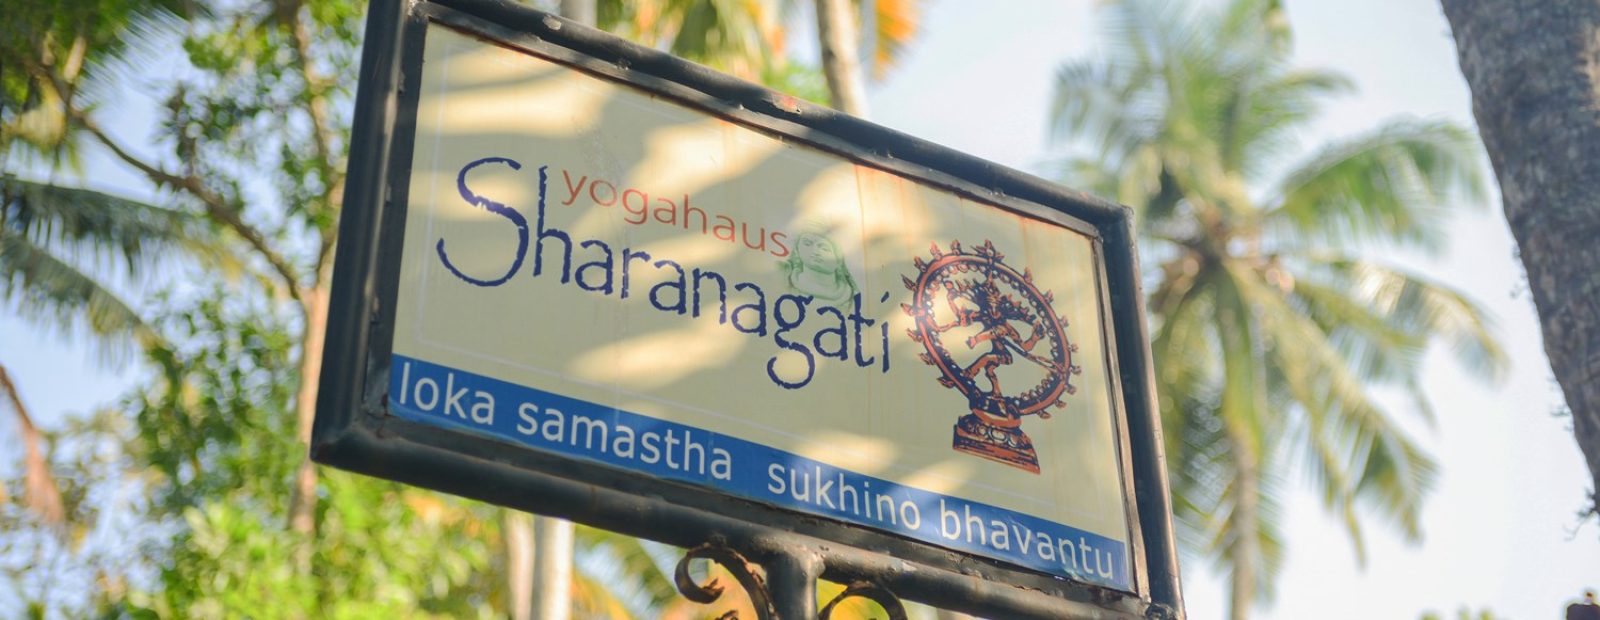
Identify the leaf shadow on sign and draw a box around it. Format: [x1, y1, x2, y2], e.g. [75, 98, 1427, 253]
[411, 31, 1137, 564]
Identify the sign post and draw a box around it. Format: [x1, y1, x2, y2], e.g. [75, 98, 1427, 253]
[314, 1, 1183, 617]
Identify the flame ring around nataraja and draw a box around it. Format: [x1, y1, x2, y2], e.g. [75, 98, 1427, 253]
[901, 240, 1081, 420]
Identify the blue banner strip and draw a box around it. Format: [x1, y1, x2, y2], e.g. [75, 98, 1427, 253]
[388, 354, 1129, 590]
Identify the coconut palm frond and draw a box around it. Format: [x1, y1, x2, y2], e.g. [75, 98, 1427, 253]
[1048, 1, 1497, 615]
[1, 229, 161, 355]
[575, 525, 680, 617]
[1267, 120, 1485, 253]
[2, 175, 222, 272]
[1, 0, 203, 169]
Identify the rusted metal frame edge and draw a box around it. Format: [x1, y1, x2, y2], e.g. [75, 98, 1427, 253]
[1093, 236, 1153, 599]
[1103, 213, 1184, 616]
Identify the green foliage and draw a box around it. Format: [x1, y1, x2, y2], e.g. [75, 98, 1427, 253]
[0, 1, 229, 600]
[1049, 0, 1504, 613]
[597, 0, 788, 81]
[0, 0, 199, 167]
[762, 63, 834, 107]
[112, 289, 503, 618]
[0, 408, 163, 618]
[1420, 608, 1505, 620]
[2, 0, 519, 616]
[0, 0, 934, 617]
[165, 0, 361, 253]
[574, 526, 680, 616]
[127, 292, 298, 514]
[130, 475, 500, 619]
[0, 176, 224, 353]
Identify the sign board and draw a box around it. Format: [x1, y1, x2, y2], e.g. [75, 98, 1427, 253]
[315, 0, 1182, 613]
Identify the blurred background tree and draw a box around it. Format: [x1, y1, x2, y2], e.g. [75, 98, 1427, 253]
[1047, 0, 1501, 618]
[2, 0, 221, 610]
[2, 0, 923, 617]
[0, 0, 1518, 618]
[3, 0, 511, 615]
[1419, 609, 1505, 620]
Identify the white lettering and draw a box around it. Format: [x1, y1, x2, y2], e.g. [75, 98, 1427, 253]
[516, 402, 539, 434]
[470, 391, 494, 424]
[767, 463, 787, 494]
[414, 377, 439, 411]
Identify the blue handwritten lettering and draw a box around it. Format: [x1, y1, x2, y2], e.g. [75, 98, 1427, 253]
[437, 157, 530, 286]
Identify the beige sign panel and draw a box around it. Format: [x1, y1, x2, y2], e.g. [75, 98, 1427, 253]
[388, 24, 1133, 589]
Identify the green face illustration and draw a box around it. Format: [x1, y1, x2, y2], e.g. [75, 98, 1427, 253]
[782, 232, 857, 308]
[796, 233, 842, 273]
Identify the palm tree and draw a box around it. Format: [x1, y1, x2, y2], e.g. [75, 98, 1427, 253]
[1048, 1, 1503, 618]
[1, 0, 209, 531]
[0, 178, 210, 525]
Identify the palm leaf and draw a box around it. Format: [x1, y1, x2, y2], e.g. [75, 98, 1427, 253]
[1266, 120, 1486, 252]
[1099, 0, 1204, 77]
[1231, 263, 1437, 548]
[1305, 257, 1506, 381]
[1229, 69, 1352, 179]
[1153, 264, 1294, 601]
[1049, 0, 1500, 614]
[1050, 57, 1164, 165]
[1285, 272, 1426, 385]
[574, 525, 680, 617]
[1, 229, 161, 353]
[667, 0, 785, 80]
[571, 571, 645, 619]
[3, 175, 217, 271]
[1210, 463, 1287, 602]
[2, 0, 200, 168]
[1218, 0, 1291, 53]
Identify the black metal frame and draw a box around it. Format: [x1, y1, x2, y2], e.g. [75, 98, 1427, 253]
[313, 0, 1183, 617]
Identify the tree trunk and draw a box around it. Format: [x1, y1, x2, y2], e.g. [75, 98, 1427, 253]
[1217, 285, 1261, 620]
[506, 511, 535, 620]
[0, 362, 64, 525]
[814, 0, 871, 117]
[287, 282, 330, 570]
[532, 516, 574, 620]
[1226, 427, 1260, 620]
[560, 0, 596, 26]
[1440, 0, 1600, 523]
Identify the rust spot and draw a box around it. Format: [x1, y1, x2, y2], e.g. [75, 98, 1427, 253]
[770, 93, 803, 115]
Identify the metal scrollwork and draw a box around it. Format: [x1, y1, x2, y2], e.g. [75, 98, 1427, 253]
[818, 581, 908, 620]
[674, 544, 779, 620]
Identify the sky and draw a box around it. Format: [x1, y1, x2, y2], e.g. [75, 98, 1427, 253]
[3, 0, 1598, 619]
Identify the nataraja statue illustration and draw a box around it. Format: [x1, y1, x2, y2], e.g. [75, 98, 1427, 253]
[902, 240, 1080, 473]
